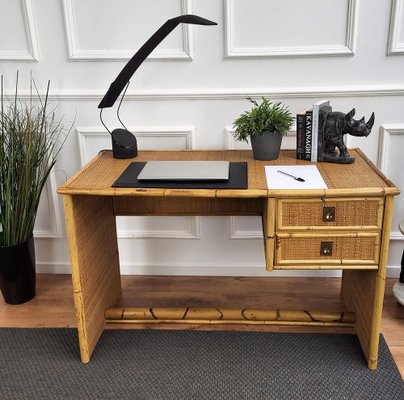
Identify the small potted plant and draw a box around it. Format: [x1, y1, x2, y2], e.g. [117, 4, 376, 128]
[233, 97, 294, 160]
[0, 73, 70, 304]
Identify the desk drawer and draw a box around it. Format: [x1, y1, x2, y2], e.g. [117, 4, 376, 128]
[277, 198, 384, 231]
[275, 232, 380, 267]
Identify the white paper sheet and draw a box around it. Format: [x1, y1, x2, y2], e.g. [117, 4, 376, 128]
[265, 165, 328, 189]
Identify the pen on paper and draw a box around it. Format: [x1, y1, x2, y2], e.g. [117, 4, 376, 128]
[277, 170, 305, 182]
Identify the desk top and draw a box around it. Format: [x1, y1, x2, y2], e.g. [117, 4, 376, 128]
[58, 149, 399, 198]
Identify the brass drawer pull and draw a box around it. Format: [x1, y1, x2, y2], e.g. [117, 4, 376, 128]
[322, 207, 336, 222]
[320, 242, 333, 256]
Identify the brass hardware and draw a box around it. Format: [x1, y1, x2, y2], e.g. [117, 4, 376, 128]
[322, 207, 336, 222]
[320, 242, 333, 256]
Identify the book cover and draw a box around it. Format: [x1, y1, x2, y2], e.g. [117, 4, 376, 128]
[304, 110, 312, 161]
[296, 110, 307, 159]
[317, 106, 332, 162]
[311, 100, 330, 162]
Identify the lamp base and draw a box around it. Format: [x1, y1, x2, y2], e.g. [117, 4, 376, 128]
[111, 129, 138, 159]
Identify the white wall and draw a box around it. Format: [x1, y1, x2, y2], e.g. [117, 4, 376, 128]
[1, 0, 403, 277]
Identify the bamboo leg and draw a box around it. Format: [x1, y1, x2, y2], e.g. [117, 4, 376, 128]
[63, 195, 121, 363]
[341, 195, 395, 370]
[262, 198, 276, 271]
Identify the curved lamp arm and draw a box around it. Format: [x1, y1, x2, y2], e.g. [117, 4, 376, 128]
[98, 14, 217, 109]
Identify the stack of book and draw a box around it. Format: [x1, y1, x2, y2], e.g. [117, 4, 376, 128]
[296, 100, 332, 162]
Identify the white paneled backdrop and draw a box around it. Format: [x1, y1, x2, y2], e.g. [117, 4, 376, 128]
[1, 0, 403, 277]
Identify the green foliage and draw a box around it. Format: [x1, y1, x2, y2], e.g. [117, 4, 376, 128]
[0, 74, 71, 247]
[233, 97, 294, 143]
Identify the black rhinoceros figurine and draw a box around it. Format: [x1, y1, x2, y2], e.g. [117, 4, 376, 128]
[319, 108, 375, 164]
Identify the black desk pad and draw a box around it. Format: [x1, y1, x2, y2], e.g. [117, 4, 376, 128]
[112, 162, 248, 189]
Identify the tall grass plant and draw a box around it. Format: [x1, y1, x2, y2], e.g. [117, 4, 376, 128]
[0, 73, 70, 246]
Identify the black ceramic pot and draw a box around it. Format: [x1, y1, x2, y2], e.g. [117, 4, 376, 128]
[250, 132, 283, 161]
[0, 235, 36, 304]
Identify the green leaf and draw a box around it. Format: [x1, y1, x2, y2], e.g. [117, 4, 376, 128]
[232, 97, 294, 143]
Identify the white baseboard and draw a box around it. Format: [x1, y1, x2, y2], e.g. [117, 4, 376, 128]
[36, 262, 402, 279]
[386, 265, 402, 279]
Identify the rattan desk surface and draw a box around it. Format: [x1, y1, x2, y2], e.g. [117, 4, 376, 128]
[58, 149, 399, 197]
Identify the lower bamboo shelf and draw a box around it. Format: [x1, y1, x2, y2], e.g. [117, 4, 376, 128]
[105, 307, 356, 327]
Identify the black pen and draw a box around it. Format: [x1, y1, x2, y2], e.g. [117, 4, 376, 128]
[277, 170, 305, 182]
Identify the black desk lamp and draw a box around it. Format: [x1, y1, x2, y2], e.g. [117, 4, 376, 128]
[98, 14, 217, 159]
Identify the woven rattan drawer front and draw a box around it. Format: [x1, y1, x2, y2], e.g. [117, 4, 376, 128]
[277, 198, 384, 231]
[275, 232, 380, 267]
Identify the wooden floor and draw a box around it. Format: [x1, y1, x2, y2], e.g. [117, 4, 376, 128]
[0, 274, 403, 377]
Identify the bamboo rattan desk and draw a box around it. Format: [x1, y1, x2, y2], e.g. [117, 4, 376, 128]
[58, 149, 399, 368]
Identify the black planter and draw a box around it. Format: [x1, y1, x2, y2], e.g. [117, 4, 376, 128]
[250, 132, 283, 161]
[0, 236, 36, 304]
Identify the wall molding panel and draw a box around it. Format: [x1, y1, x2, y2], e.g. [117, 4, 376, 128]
[77, 126, 199, 240]
[8, 85, 404, 103]
[34, 173, 63, 239]
[225, 127, 247, 150]
[62, 0, 194, 61]
[230, 217, 263, 240]
[377, 124, 404, 173]
[390, 232, 404, 241]
[378, 124, 404, 240]
[77, 126, 196, 165]
[388, 0, 404, 55]
[117, 216, 201, 239]
[0, 0, 40, 61]
[224, 0, 358, 58]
